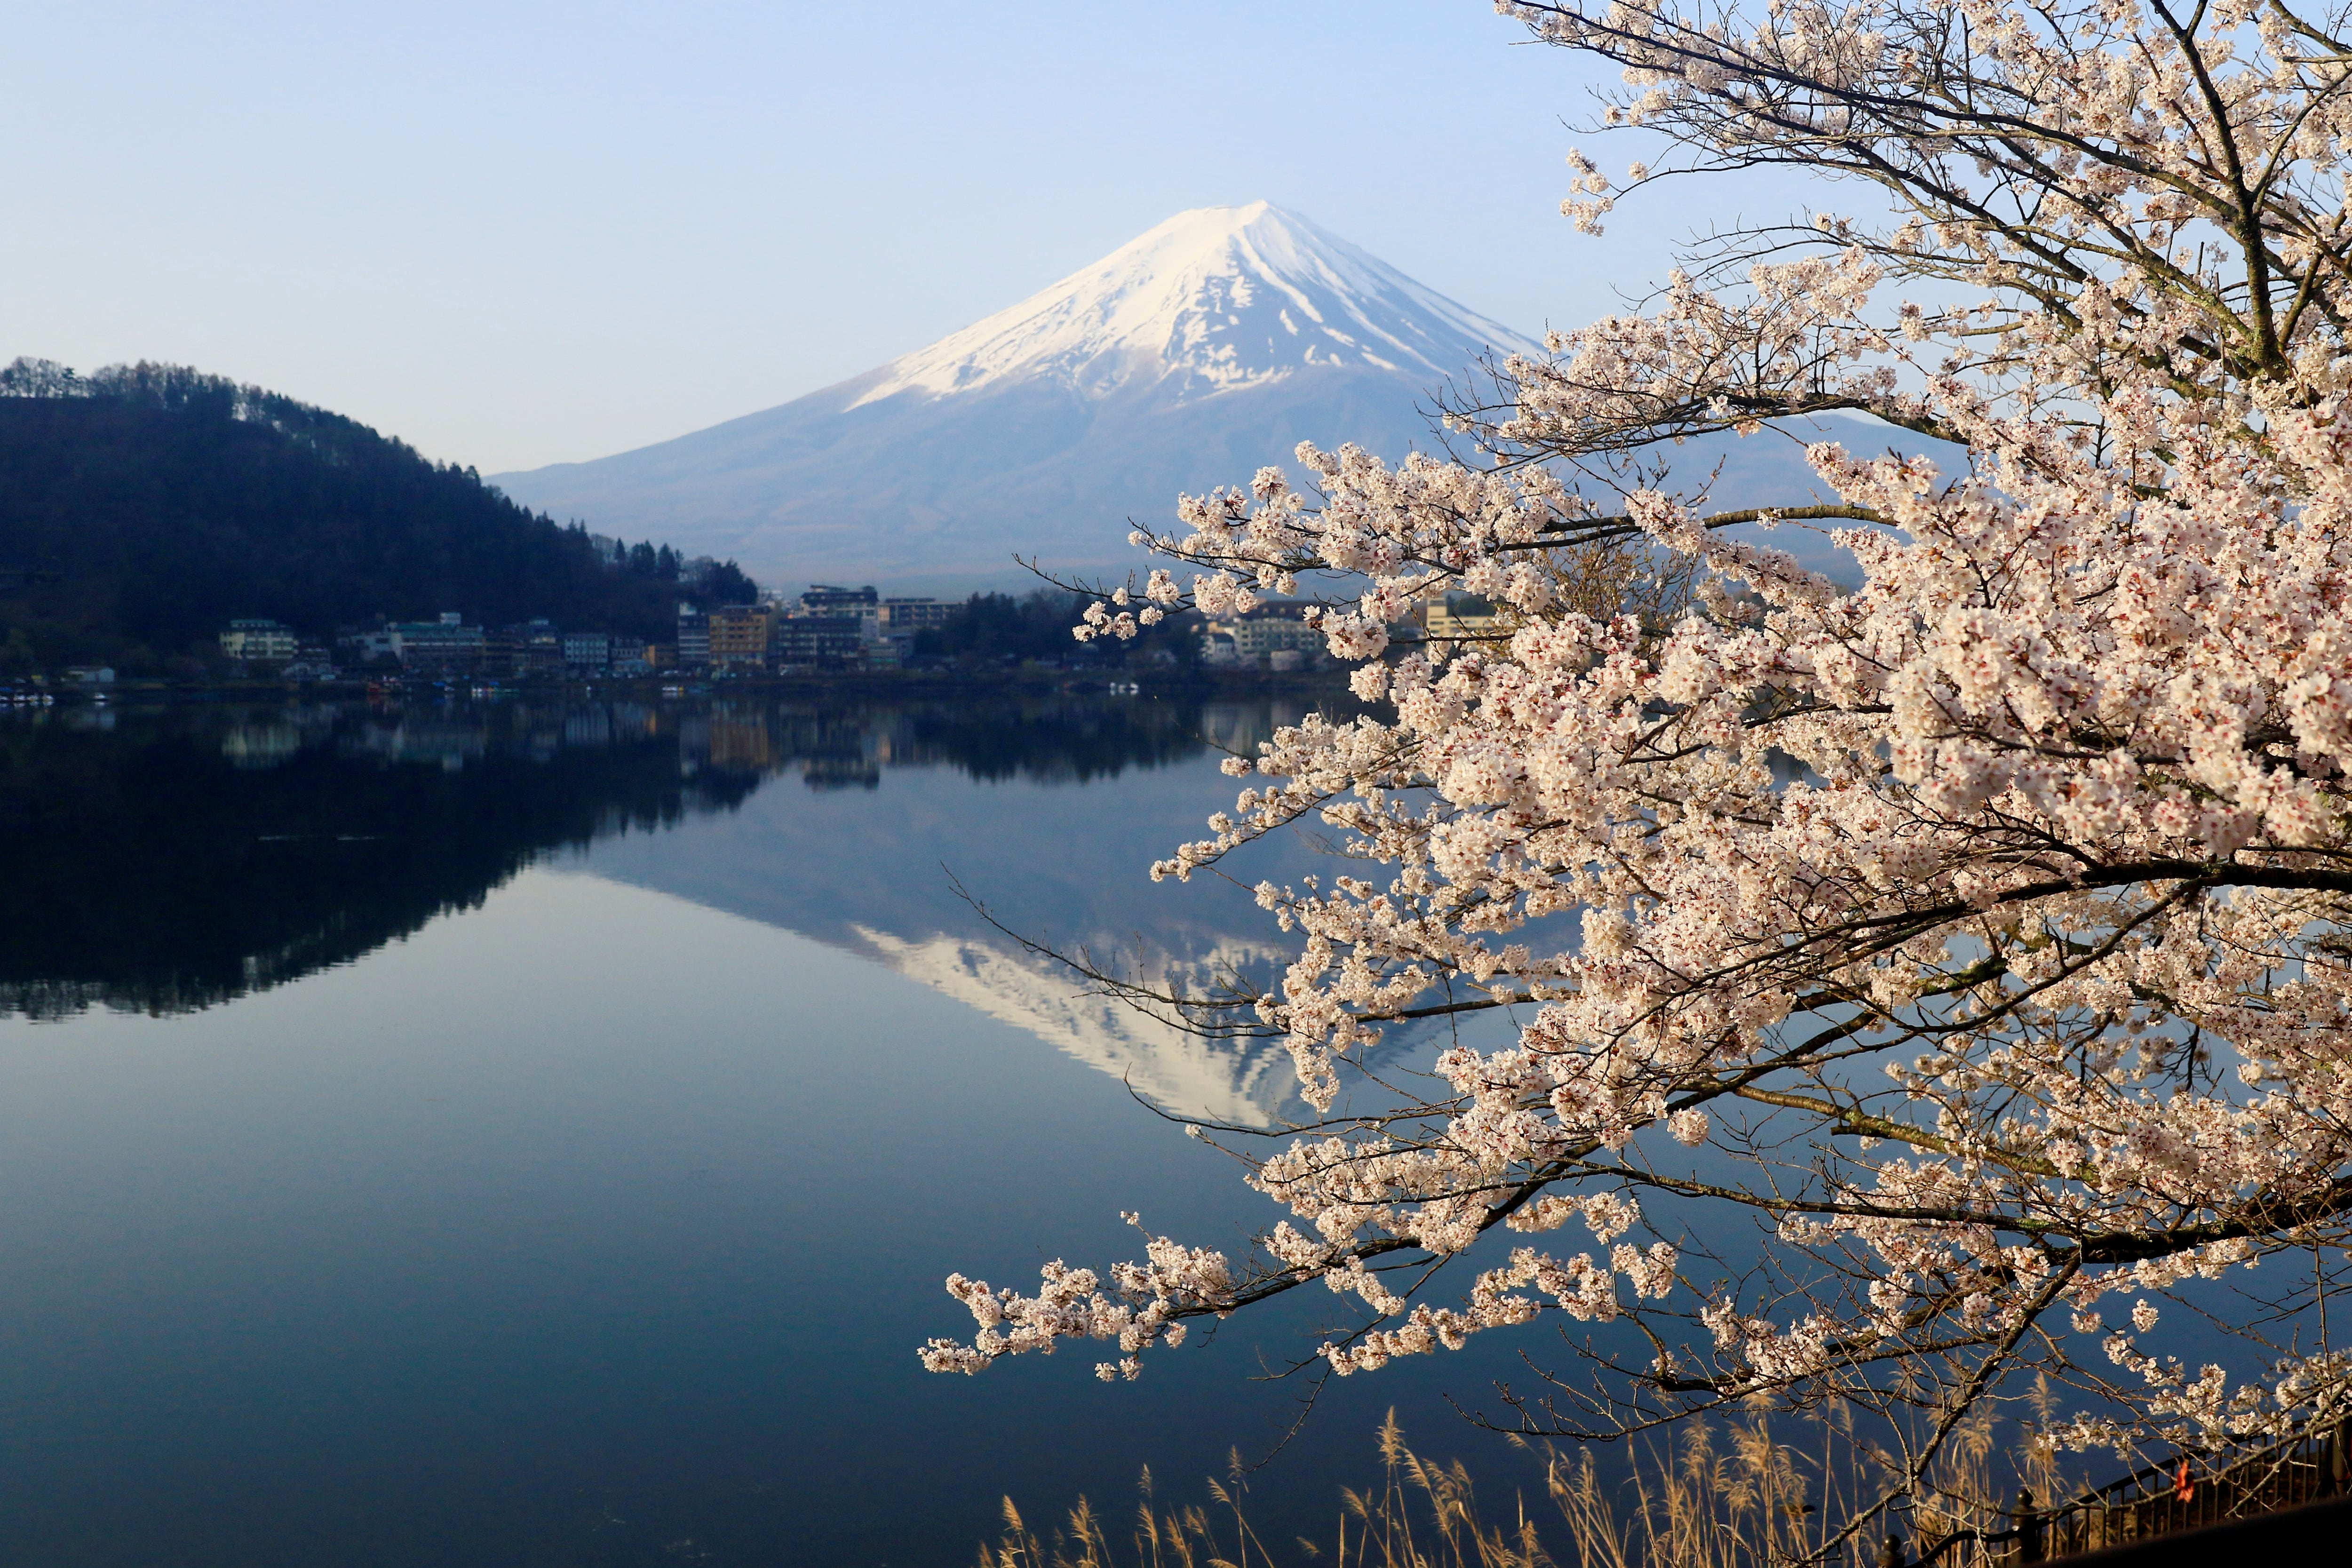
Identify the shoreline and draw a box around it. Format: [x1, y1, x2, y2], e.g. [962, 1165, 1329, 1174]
[12, 667, 1355, 705]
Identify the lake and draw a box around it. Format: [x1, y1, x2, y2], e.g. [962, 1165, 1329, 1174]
[0, 693, 1545, 1567]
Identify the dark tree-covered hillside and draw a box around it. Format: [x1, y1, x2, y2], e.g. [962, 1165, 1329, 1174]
[909, 589, 1200, 669]
[0, 359, 758, 671]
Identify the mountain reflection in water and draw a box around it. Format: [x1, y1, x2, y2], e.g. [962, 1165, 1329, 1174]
[0, 694, 1334, 1122]
[590, 697, 1351, 1125]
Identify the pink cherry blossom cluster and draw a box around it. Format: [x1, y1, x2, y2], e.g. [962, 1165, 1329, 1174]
[918, 1214, 1234, 1383]
[927, 0, 2352, 1488]
[932, 367, 2349, 1451]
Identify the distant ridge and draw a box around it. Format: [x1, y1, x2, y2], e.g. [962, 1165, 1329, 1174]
[490, 204, 1544, 591]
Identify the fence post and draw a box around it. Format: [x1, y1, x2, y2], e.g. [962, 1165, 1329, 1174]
[1878, 1532, 1906, 1568]
[2017, 1489, 2043, 1564]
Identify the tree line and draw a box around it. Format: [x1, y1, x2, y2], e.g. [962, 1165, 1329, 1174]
[0, 359, 757, 674]
[910, 589, 1198, 669]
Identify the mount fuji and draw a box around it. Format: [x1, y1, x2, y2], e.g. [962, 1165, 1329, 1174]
[490, 203, 1545, 590]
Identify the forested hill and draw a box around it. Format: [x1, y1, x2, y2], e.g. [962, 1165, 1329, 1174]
[0, 359, 757, 673]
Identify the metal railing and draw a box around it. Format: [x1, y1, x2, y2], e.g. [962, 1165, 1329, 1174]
[1889, 1418, 2351, 1567]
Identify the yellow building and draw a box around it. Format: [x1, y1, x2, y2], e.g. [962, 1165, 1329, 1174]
[707, 604, 775, 671]
[1421, 593, 1509, 646]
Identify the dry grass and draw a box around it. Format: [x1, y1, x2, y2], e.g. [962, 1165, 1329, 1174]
[975, 1403, 2061, 1568]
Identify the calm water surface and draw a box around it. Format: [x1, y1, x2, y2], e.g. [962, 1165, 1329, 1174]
[0, 696, 1540, 1566]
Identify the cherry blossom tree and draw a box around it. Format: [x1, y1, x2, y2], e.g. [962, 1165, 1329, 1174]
[924, 0, 2352, 1544]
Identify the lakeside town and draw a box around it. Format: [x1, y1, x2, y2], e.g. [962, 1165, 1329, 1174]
[17, 585, 1507, 691]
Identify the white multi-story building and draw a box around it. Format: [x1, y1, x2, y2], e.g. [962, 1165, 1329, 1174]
[220, 619, 298, 661]
[561, 630, 612, 671]
[1202, 604, 1324, 669]
[391, 613, 486, 672]
[880, 597, 950, 632]
[797, 584, 882, 644]
[675, 604, 711, 668]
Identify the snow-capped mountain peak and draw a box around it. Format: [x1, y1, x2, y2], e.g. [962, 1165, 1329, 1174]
[850, 201, 1537, 409]
[491, 203, 1587, 589]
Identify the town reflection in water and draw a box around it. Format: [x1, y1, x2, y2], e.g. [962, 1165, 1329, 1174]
[0, 693, 1344, 1123]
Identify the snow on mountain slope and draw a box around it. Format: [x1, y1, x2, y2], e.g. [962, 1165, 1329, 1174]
[491, 203, 1948, 590]
[851, 201, 1536, 406]
[490, 204, 1546, 590]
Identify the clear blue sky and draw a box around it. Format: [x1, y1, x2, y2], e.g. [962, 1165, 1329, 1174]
[0, 1, 1837, 473]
